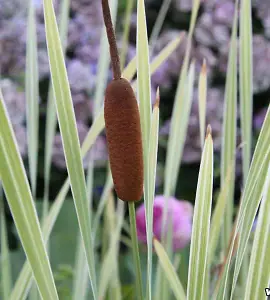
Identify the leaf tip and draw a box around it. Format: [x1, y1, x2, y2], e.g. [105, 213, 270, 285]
[154, 87, 160, 108]
[206, 124, 212, 138]
[202, 59, 207, 74]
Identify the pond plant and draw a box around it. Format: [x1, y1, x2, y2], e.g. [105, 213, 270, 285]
[0, 0, 269, 299]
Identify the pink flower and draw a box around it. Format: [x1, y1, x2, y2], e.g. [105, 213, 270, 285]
[136, 196, 193, 251]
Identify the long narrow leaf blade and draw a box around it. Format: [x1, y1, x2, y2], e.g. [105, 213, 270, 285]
[137, 0, 152, 153]
[44, 0, 70, 215]
[209, 164, 234, 262]
[156, 59, 196, 299]
[239, 0, 253, 184]
[153, 238, 186, 300]
[216, 105, 270, 299]
[137, 2, 153, 298]
[42, 0, 97, 297]
[25, 0, 39, 197]
[98, 200, 125, 299]
[0, 196, 12, 300]
[187, 127, 213, 300]
[0, 90, 58, 299]
[221, 0, 238, 248]
[244, 164, 270, 300]
[146, 91, 160, 300]
[198, 60, 207, 150]
[164, 0, 200, 197]
[10, 180, 69, 300]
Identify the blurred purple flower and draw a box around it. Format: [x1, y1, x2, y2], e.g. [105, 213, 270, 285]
[14, 125, 28, 157]
[52, 122, 107, 169]
[71, 0, 103, 22]
[37, 49, 50, 79]
[0, 78, 27, 157]
[209, 0, 235, 26]
[252, 35, 270, 93]
[136, 195, 193, 251]
[67, 59, 95, 93]
[0, 18, 26, 76]
[73, 98, 92, 123]
[0, 16, 50, 78]
[160, 87, 224, 163]
[68, 14, 102, 64]
[0, 78, 25, 125]
[0, 0, 26, 21]
[152, 30, 192, 88]
[173, 0, 196, 12]
[253, 0, 270, 38]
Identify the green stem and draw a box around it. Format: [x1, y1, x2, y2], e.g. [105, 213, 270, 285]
[128, 202, 143, 300]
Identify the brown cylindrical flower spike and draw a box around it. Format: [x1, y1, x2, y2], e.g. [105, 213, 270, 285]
[101, 0, 144, 202]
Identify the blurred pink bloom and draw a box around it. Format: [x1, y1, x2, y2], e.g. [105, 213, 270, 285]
[136, 196, 193, 251]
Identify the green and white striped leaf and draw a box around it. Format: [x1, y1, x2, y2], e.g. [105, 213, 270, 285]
[164, 59, 196, 197]
[0, 90, 58, 299]
[98, 200, 124, 299]
[93, 170, 113, 239]
[72, 157, 94, 300]
[0, 195, 12, 300]
[216, 105, 270, 299]
[137, 2, 153, 298]
[239, 0, 253, 184]
[42, 0, 97, 297]
[209, 164, 234, 263]
[146, 90, 160, 300]
[10, 179, 70, 300]
[43, 0, 70, 217]
[244, 164, 270, 300]
[221, 0, 238, 248]
[25, 0, 39, 197]
[164, 0, 200, 197]
[156, 59, 195, 300]
[153, 238, 186, 300]
[187, 128, 213, 300]
[137, 0, 152, 158]
[26, 3, 40, 297]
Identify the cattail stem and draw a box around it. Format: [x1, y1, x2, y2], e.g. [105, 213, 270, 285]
[101, 0, 121, 80]
[128, 202, 143, 300]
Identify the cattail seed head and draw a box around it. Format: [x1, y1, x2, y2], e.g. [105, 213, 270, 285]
[104, 78, 144, 202]
[101, 0, 144, 202]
